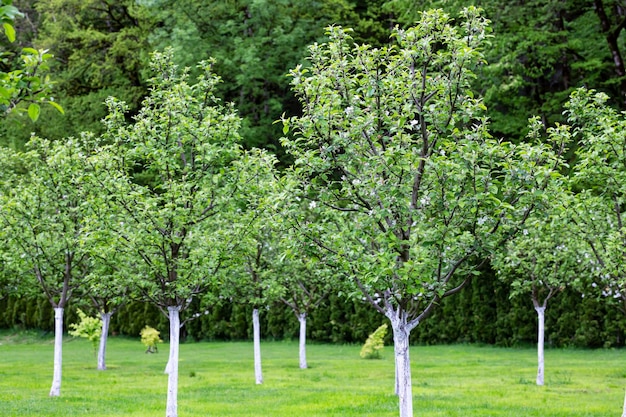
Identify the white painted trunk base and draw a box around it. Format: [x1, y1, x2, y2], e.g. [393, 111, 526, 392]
[165, 306, 181, 417]
[98, 312, 112, 371]
[298, 313, 307, 369]
[253, 308, 263, 384]
[49, 307, 64, 397]
[535, 306, 545, 386]
[622, 389, 626, 417]
[386, 307, 415, 417]
[392, 324, 413, 417]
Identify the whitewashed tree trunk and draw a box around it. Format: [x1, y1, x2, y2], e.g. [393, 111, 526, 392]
[97, 312, 112, 371]
[298, 312, 307, 369]
[388, 311, 414, 417]
[253, 308, 263, 384]
[622, 389, 626, 417]
[164, 306, 181, 417]
[49, 307, 64, 397]
[535, 306, 545, 386]
[394, 348, 399, 396]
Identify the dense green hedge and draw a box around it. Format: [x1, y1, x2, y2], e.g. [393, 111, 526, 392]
[1, 275, 624, 348]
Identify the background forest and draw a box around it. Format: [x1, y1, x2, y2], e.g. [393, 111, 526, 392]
[2, 0, 626, 349]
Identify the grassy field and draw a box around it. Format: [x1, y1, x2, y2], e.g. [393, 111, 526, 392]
[0, 330, 624, 416]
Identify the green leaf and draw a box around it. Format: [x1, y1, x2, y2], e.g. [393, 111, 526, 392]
[27, 103, 40, 122]
[2, 22, 14, 42]
[0, 5, 23, 20]
[48, 100, 65, 115]
[0, 85, 10, 99]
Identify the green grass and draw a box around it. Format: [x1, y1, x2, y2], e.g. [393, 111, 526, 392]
[0, 330, 624, 416]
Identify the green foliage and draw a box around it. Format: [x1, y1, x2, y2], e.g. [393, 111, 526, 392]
[491, 179, 586, 311]
[384, 0, 625, 143]
[0, 136, 96, 307]
[140, 325, 162, 353]
[146, 0, 356, 157]
[0, 0, 62, 122]
[0, 0, 153, 148]
[0, 1, 22, 43]
[360, 323, 387, 359]
[68, 308, 102, 353]
[564, 88, 626, 316]
[4, 0, 626, 357]
[215, 148, 285, 309]
[3, 283, 626, 348]
[89, 48, 243, 313]
[282, 8, 567, 346]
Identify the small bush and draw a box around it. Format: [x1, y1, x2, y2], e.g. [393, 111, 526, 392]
[68, 309, 102, 354]
[140, 325, 162, 353]
[360, 323, 387, 359]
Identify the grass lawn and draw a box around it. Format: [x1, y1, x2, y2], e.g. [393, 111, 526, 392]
[0, 330, 624, 416]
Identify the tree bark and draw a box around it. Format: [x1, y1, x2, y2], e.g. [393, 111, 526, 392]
[97, 312, 112, 371]
[253, 308, 263, 384]
[49, 307, 64, 397]
[389, 312, 414, 417]
[298, 312, 307, 369]
[594, 0, 626, 105]
[535, 306, 546, 386]
[165, 306, 181, 417]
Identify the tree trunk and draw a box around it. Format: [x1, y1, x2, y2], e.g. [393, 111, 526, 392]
[253, 308, 263, 384]
[389, 313, 414, 417]
[298, 312, 307, 369]
[49, 307, 64, 397]
[97, 312, 112, 371]
[593, 0, 626, 105]
[165, 306, 181, 417]
[622, 389, 626, 417]
[535, 306, 546, 386]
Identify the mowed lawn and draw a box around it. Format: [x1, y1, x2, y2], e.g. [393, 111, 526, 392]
[0, 331, 624, 416]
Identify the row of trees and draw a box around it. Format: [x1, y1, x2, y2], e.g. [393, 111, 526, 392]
[3, 278, 624, 348]
[3, 4, 626, 417]
[0, 45, 339, 415]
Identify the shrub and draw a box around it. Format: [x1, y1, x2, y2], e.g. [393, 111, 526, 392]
[68, 309, 102, 354]
[140, 325, 162, 353]
[360, 323, 387, 359]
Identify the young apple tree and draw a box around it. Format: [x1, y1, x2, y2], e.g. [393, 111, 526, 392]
[0, 136, 94, 397]
[81, 252, 134, 371]
[562, 87, 626, 416]
[492, 179, 583, 386]
[281, 8, 567, 417]
[566, 88, 626, 319]
[89, 49, 242, 417]
[276, 247, 335, 370]
[277, 198, 344, 370]
[217, 148, 287, 384]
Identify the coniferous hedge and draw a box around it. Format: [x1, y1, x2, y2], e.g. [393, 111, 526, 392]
[1, 275, 624, 348]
